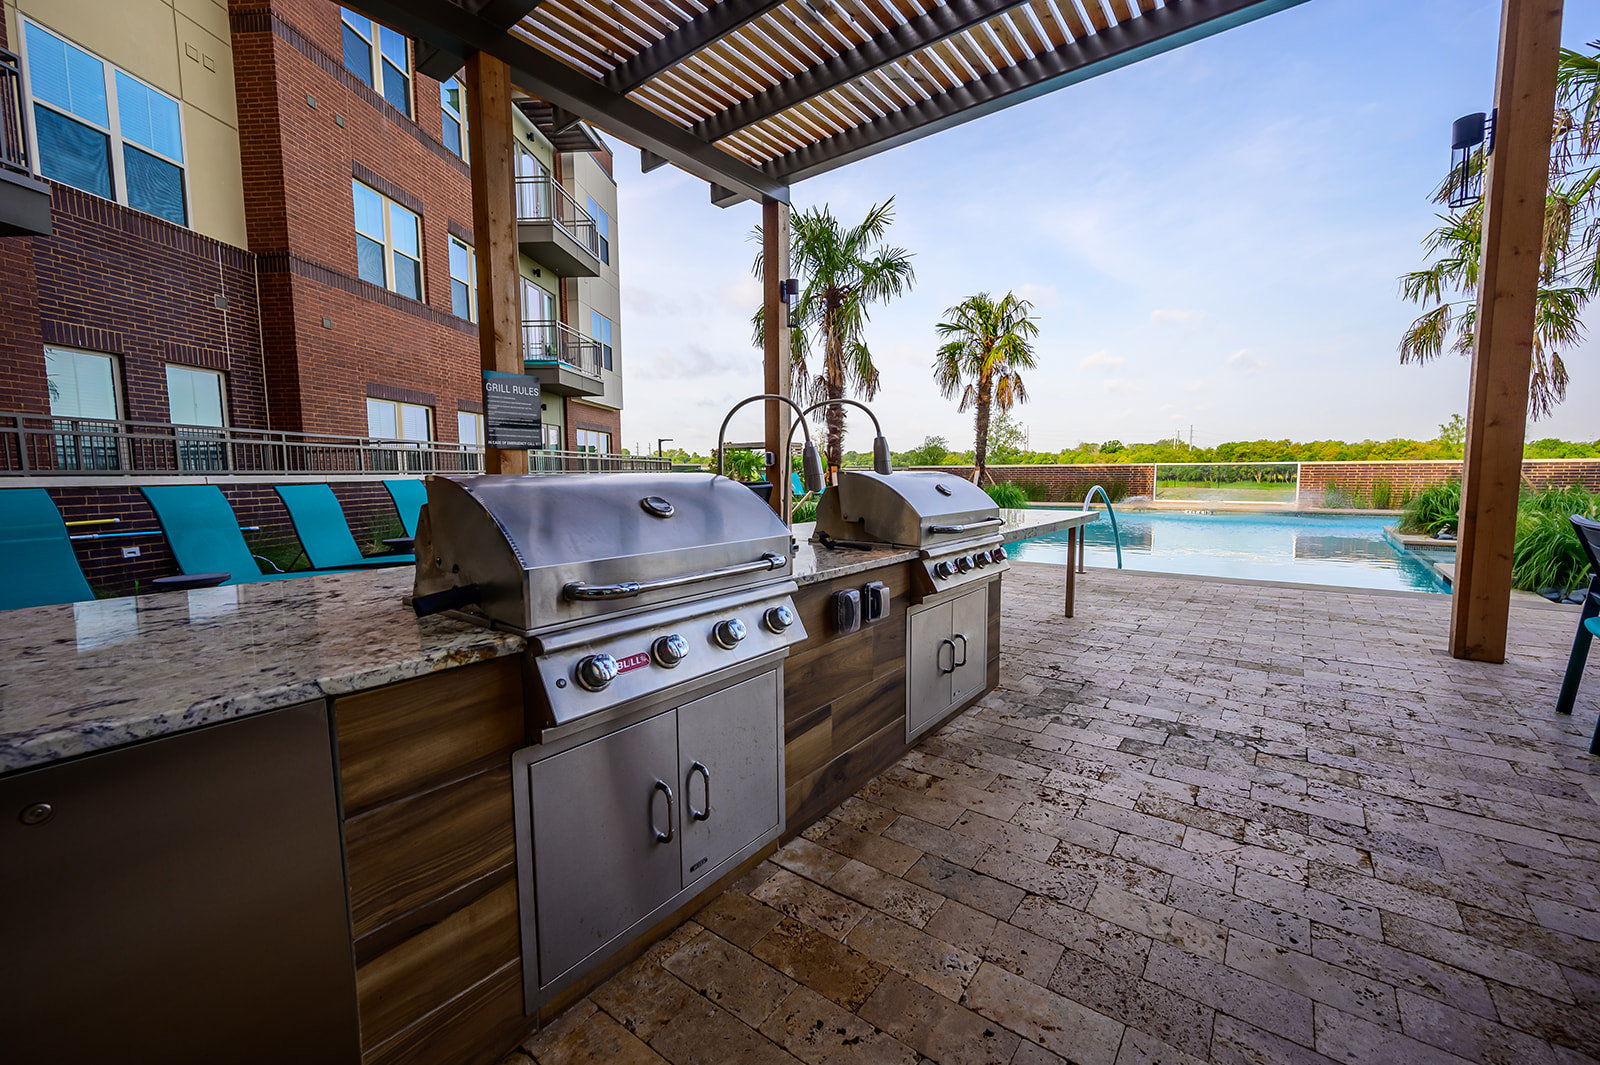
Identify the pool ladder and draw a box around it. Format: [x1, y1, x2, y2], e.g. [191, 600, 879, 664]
[1083, 485, 1123, 569]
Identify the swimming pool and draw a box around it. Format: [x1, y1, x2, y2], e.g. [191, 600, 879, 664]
[1010, 509, 1450, 594]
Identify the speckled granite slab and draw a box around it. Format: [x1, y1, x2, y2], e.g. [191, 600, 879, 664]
[0, 567, 524, 775]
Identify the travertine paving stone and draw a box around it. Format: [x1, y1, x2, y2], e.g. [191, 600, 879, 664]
[509, 567, 1600, 1065]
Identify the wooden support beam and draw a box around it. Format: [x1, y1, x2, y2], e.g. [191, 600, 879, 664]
[1450, 0, 1564, 662]
[763, 199, 792, 519]
[465, 52, 528, 475]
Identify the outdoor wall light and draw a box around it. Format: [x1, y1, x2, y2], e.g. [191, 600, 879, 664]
[1448, 110, 1494, 209]
[782, 278, 800, 328]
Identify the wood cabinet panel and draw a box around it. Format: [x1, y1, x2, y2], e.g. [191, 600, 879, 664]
[786, 716, 905, 830]
[355, 876, 521, 1050]
[362, 958, 528, 1065]
[335, 658, 525, 815]
[345, 765, 517, 938]
[785, 704, 832, 783]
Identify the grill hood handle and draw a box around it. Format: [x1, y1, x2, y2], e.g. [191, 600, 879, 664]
[927, 517, 1004, 535]
[412, 584, 482, 617]
[564, 552, 786, 601]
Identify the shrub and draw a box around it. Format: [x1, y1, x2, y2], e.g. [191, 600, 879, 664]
[985, 482, 1029, 509]
[1510, 484, 1598, 593]
[1371, 479, 1394, 510]
[1322, 486, 1368, 509]
[790, 495, 819, 524]
[1400, 480, 1461, 534]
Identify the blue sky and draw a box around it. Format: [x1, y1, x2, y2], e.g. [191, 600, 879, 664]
[610, 0, 1600, 457]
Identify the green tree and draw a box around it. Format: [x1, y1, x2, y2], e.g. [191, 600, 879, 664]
[1399, 40, 1600, 419]
[898, 435, 950, 466]
[932, 291, 1040, 485]
[1437, 413, 1466, 457]
[753, 200, 915, 477]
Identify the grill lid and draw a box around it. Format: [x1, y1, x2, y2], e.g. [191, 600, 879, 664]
[413, 473, 793, 635]
[822, 471, 1001, 549]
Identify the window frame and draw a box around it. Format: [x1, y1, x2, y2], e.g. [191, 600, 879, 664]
[340, 8, 412, 117]
[590, 311, 614, 371]
[44, 347, 122, 421]
[163, 364, 228, 429]
[19, 16, 190, 227]
[366, 397, 433, 443]
[448, 235, 476, 322]
[440, 75, 467, 160]
[575, 428, 611, 455]
[353, 180, 424, 302]
[585, 195, 611, 265]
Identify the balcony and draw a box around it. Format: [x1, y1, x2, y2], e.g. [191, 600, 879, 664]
[522, 319, 605, 397]
[514, 173, 601, 277]
[0, 47, 53, 238]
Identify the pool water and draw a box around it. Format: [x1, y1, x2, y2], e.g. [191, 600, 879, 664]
[1010, 509, 1450, 594]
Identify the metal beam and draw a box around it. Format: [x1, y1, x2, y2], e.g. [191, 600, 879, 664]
[762, 0, 1311, 185]
[693, 0, 1034, 144]
[640, 148, 668, 173]
[605, 0, 789, 95]
[344, 0, 789, 204]
[414, 0, 546, 80]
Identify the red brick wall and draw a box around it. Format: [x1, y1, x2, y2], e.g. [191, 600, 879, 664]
[1297, 459, 1600, 506]
[901, 464, 1156, 502]
[566, 398, 622, 451]
[4, 185, 269, 427]
[231, 0, 483, 442]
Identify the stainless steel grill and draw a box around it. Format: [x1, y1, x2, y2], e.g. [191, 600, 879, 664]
[410, 472, 808, 1012]
[813, 470, 1009, 599]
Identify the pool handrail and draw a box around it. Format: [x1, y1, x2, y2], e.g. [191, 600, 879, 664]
[1083, 485, 1123, 569]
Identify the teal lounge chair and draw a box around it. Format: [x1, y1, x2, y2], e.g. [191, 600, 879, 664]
[276, 484, 413, 569]
[140, 485, 303, 586]
[791, 472, 806, 498]
[0, 488, 96, 609]
[384, 479, 428, 538]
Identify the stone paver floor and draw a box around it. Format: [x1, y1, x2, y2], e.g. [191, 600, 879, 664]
[504, 564, 1600, 1065]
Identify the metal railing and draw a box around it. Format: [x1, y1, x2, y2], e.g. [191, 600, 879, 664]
[523, 319, 604, 379]
[514, 173, 600, 258]
[1, 47, 32, 176]
[0, 412, 669, 477]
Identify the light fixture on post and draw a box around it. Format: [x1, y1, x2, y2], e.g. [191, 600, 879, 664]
[782, 278, 800, 327]
[1448, 110, 1495, 209]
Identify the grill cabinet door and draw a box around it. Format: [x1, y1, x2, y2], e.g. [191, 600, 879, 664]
[906, 600, 955, 741]
[678, 670, 781, 888]
[529, 710, 680, 987]
[950, 585, 989, 712]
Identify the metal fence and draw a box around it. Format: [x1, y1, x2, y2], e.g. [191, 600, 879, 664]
[0, 413, 668, 477]
[523, 319, 604, 379]
[514, 173, 600, 258]
[0, 47, 31, 176]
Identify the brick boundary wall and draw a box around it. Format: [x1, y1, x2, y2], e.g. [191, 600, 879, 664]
[1296, 459, 1600, 506]
[900, 464, 1157, 501]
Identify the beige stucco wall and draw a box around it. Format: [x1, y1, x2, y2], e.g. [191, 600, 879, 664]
[567, 142, 622, 412]
[7, 0, 247, 247]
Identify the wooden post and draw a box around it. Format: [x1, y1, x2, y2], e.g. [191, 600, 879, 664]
[465, 52, 527, 475]
[762, 199, 792, 518]
[1450, 0, 1564, 662]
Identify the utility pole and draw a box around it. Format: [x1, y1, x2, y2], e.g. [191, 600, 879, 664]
[657, 437, 673, 458]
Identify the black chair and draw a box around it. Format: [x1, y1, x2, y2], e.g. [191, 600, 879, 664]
[1554, 514, 1600, 754]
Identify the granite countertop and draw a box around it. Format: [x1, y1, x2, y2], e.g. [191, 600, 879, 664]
[0, 568, 525, 776]
[998, 508, 1098, 544]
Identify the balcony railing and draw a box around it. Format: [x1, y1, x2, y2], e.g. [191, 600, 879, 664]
[514, 173, 601, 258]
[0, 413, 669, 477]
[522, 319, 604, 379]
[1, 47, 33, 176]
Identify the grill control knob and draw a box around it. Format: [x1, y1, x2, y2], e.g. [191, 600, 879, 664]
[712, 618, 747, 649]
[992, 546, 1008, 563]
[575, 653, 619, 692]
[972, 552, 989, 568]
[763, 605, 795, 633]
[954, 556, 973, 573]
[933, 561, 953, 580]
[652, 633, 689, 668]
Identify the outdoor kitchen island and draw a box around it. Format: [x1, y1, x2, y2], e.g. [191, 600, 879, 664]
[0, 504, 1092, 1065]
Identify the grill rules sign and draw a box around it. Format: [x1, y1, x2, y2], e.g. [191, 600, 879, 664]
[483, 371, 541, 449]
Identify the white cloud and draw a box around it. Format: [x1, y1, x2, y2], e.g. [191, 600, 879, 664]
[1182, 377, 1214, 393]
[1103, 378, 1146, 395]
[1016, 282, 1059, 307]
[1227, 349, 1267, 374]
[1079, 350, 1124, 370]
[1151, 308, 1202, 324]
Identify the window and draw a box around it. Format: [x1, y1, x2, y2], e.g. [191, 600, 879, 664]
[456, 410, 483, 470]
[440, 76, 466, 159]
[341, 8, 410, 117]
[586, 196, 610, 265]
[44, 348, 120, 470]
[590, 311, 613, 371]
[166, 365, 226, 470]
[22, 19, 187, 225]
[366, 398, 431, 441]
[542, 424, 562, 450]
[353, 181, 422, 300]
[449, 237, 476, 321]
[575, 428, 610, 454]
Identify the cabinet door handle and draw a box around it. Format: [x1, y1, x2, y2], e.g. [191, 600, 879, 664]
[938, 638, 956, 675]
[953, 632, 968, 668]
[650, 780, 675, 843]
[687, 761, 711, 822]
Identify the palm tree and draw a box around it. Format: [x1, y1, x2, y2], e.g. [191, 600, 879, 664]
[1399, 39, 1600, 419]
[933, 292, 1039, 486]
[753, 200, 914, 477]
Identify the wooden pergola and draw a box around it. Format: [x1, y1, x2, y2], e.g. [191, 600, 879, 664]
[351, 0, 1568, 663]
